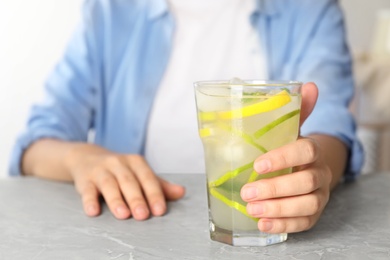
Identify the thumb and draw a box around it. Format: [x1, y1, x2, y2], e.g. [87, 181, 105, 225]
[299, 82, 318, 127]
[158, 177, 186, 201]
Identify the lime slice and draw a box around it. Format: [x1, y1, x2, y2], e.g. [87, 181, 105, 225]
[209, 109, 300, 188]
[209, 187, 257, 221]
[247, 168, 293, 183]
[209, 168, 293, 220]
[209, 161, 254, 188]
[247, 170, 259, 183]
[254, 109, 300, 139]
[198, 90, 291, 122]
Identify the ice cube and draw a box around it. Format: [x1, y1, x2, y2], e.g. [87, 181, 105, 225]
[229, 77, 247, 85]
[229, 78, 247, 98]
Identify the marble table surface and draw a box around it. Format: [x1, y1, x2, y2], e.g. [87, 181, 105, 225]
[1, 173, 390, 260]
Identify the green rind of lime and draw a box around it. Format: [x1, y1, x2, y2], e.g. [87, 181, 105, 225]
[208, 161, 253, 188]
[254, 109, 300, 139]
[209, 187, 258, 221]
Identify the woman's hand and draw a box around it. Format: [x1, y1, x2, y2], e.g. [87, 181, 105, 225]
[240, 82, 345, 233]
[65, 145, 186, 220]
[241, 137, 332, 233]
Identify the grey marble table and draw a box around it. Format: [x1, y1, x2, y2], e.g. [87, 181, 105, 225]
[1, 173, 390, 260]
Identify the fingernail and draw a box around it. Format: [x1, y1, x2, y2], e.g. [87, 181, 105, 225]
[241, 186, 257, 200]
[254, 159, 271, 174]
[116, 205, 129, 216]
[87, 205, 97, 215]
[261, 220, 273, 232]
[247, 203, 264, 216]
[135, 206, 148, 218]
[153, 203, 165, 216]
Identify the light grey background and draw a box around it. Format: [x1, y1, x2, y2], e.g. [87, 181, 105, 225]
[1, 0, 389, 177]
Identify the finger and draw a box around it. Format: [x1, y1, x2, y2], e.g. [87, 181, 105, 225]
[246, 189, 328, 218]
[78, 181, 101, 217]
[257, 212, 322, 234]
[116, 172, 151, 221]
[299, 82, 318, 127]
[253, 138, 319, 174]
[159, 177, 186, 201]
[241, 167, 325, 201]
[127, 156, 167, 217]
[105, 157, 150, 220]
[95, 170, 131, 220]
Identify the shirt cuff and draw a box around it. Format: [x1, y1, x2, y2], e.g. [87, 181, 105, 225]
[8, 129, 70, 176]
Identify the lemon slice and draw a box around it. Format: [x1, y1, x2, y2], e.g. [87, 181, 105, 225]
[219, 90, 291, 119]
[198, 90, 291, 122]
[198, 112, 217, 122]
[199, 128, 213, 138]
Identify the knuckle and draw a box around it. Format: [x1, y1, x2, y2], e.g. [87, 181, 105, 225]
[140, 171, 158, 184]
[107, 197, 124, 206]
[303, 139, 318, 162]
[264, 181, 278, 198]
[284, 220, 296, 233]
[80, 183, 94, 195]
[82, 193, 97, 205]
[274, 203, 285, 216]
[324, 191, 330, 204]
[303, 217, 315, 231]
[147, 193, 161, 201]
[90, 165, 104, 178]
[305, 171, 320, 191]
[147, 193, 164, 204]
[104, 155, 122, 168]
[288, 218, 311, 232]
[271, 201, 282, 216]
[282, 217, 317, 233]
[324, 166, 333, 185]
[277, 220, 288, 233]
[127, 154, 143, 164]
[119, 173, 136, 184]
[273, 153, 288, 168]
[74, 180, 87, 194]
[99, 174, 115, 186]
[83, 199, 95, 206]
[128, 197, 146, 207]
[309, 195, 322, 214]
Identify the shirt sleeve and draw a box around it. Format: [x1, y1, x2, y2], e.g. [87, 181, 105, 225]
[295, 0, 364, 180]
[8, 0, 103, 176]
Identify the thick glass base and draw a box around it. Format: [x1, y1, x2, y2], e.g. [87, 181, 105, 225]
[210, 222, 288, 247]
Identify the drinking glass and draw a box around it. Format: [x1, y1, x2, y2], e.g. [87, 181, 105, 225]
[194, 80, 302, 246]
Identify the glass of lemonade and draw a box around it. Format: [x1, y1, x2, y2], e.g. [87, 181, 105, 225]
[194, 79, 302, 246]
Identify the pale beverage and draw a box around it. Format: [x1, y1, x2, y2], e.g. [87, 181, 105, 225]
[194, 80, 302, 246]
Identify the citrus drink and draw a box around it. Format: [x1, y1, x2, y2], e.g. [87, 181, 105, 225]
[195, 80, 302, 246]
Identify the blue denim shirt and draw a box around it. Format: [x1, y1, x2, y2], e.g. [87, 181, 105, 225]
[9, 0, 364, 178]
